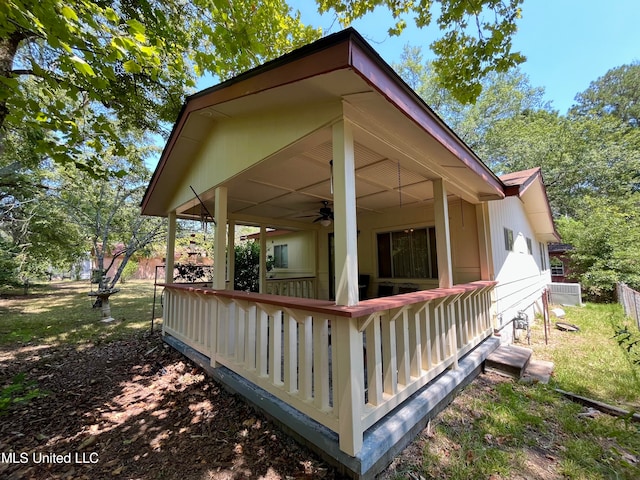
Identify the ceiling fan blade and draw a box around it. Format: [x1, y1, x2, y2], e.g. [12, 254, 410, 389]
[296, 200, 334, 221]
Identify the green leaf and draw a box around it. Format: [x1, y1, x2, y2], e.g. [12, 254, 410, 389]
[70, 56, 96, 77]
[60, 5, 78, 22]
[122, 60, 142, 74]
[59, 41, 73, 54]
[104, 7, 119, 23]
[127, 19, 146, 35]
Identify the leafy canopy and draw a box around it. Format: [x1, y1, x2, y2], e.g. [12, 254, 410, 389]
[318, 0, 526, 103]
[0, 0, 320, 175]
[557, 196, 640, 301]
[570, 61, 640, 129]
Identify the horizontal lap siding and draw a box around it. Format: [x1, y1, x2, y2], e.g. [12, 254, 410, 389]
[488, 198, 551, 341]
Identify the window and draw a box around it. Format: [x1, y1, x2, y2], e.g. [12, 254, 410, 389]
[526, 237, 533, 255]
[504, 228, 514, 251]
[550, 258, 565, 276]
[377, 227, 438, 279]
[273, 244, 288, 268]
[539, 242, 548, 270]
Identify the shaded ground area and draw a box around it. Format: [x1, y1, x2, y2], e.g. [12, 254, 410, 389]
[0, 332, 340, 479]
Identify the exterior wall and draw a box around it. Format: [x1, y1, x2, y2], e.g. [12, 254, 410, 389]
[487, 197, 551, 343]
[315, 199, 483, 300]
[265, 231, 316, 279]
[357, 204, 438, 298]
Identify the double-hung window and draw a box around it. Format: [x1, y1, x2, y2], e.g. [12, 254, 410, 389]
[273, 244, 288, 268]
[550, 258, 564, 276]
[377, 227, 438, 279]
[539, 242, 548, 270]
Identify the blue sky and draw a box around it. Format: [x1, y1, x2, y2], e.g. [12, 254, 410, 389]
[290, 0, 640, 114]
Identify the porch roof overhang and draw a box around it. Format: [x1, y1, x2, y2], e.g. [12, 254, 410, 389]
[501, 167, 561, 242]
[140, 28, 505, 224]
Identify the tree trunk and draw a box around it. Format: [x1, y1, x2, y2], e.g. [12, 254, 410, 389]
[109, 248, 136, 289]
[0, 31, 24, 132]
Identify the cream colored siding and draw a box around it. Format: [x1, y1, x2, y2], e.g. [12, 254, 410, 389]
[169, 101, 343, 212]
[266, 231, 316, 279]
[316, 199, 483, 300]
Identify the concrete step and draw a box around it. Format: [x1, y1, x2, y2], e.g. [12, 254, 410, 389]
[485, 345, 533, 379]
[521, 359, 554, 384]
[485, 345, 555, 384]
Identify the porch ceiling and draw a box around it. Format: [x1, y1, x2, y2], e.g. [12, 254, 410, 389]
[181, 135, 439, 224]
[145, 29, 505, 225]
[176, 68, 503, 226]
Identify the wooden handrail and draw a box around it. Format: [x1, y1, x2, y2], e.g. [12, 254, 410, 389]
[159, 280, 497, 318]
[266, 276, 315, 281]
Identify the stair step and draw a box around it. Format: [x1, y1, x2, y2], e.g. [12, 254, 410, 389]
[485, 345, 533, 379]
[521, 359, 554, 384]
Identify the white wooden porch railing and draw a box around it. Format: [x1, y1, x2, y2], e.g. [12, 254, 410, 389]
[161, 280, 496, 456]
[266, 276, 316, 298]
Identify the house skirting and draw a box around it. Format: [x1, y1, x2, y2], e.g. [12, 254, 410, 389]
[164, 333, 500, 479]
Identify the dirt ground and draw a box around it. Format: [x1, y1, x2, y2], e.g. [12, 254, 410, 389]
[0, 331, 343, 479]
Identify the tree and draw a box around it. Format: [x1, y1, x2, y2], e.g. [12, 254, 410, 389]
[394, 45, 547, 145]
[569, 62, 640, 198]
[481, 110, 590, 216]
[1, 0, 529, 176]
[319, 0, 526, 103]
[234, 241, 261, 292]
[233, 240, 275, 292]
[0, 125, 85, 284]
[571, 61, 640, 129]
[56, 139, 165, 290]
[1, 1, 320, 175]
[557, 195, 640, 302]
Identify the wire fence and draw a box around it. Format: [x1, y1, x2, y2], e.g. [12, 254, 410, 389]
[617, 283, 640, 329]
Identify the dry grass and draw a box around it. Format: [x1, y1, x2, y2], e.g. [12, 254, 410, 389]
[0, 280, 160, 346]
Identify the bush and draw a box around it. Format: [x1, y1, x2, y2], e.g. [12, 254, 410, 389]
[233, 241, 274, 292]
[234, 241, 260, 292]
[120, 260, 138, 283]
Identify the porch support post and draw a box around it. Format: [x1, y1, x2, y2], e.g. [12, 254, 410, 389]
[475, 203, 493, 280]
[332, 118, 359, 306]
[212, 187, 228, 289]
[433, 178, 453, 289]
[334, 316, 364, 455]
[259, 225, 267, 294]
[228, 220, 235, 290]
[165, 211, 176, 284]
[314, 230, 319, 299]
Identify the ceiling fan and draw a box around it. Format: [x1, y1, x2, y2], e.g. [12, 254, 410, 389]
[298, 201, 334, 226]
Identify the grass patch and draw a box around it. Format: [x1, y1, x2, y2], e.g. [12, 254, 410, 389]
[0, 373, 48, 415]
[387, 378, 640, 480]
[530, 302, 640, 410]
[0, 280, 160, 347]
[383, 302, 640, 480]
